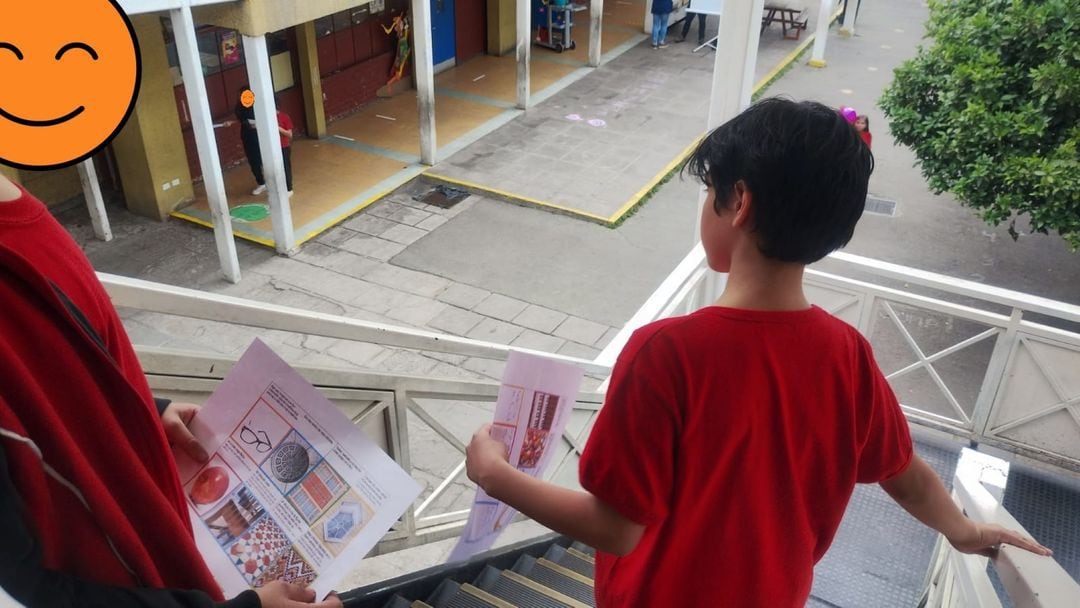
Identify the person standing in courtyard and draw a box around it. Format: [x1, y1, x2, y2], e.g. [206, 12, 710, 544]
[675, 0, 709, 46]
[651, 0, 674, 49]
[228, 91, 295, 197]
[855, 114, 872, 148]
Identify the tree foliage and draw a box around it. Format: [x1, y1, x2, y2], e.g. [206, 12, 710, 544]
[880, 0, 1079, 247]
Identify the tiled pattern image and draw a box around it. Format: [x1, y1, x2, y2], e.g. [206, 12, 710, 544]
[313, 490, 375, 557]
[287, 460, 348, 523]
[227, 516, 291, 586]
[255, 546, 318, 588]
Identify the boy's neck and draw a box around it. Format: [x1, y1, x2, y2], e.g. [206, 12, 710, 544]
[714, 247, 811, 312]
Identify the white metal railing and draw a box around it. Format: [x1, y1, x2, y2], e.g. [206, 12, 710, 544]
[141, 346, 605, 554]
[920, 448, 1080, 607]
[100, 250, 1080, 595]
[599, 248, 1080, 471]
[101, 272, 612, 552]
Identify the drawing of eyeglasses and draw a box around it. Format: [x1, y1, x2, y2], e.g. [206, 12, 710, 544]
[239, 425, 273, 453]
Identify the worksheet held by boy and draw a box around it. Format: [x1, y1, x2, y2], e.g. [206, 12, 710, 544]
[173, 339, 422, 599]
[448, 351, 585, 563]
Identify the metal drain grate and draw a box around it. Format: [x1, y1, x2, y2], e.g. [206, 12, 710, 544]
[864, 195, 898, 217]
[417, 185, 470, 209]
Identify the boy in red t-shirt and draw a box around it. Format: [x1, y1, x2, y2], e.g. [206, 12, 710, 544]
[464, 99, 1052, 606]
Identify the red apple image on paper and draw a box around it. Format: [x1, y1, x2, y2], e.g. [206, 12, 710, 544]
[189, 466, 230, 505]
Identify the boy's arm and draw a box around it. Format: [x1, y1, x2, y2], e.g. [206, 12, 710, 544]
[466, 424, 646, 556]
[880, 455, 1051, 556]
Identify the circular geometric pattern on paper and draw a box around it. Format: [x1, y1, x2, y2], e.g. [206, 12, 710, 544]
[270, 442, 310, 483]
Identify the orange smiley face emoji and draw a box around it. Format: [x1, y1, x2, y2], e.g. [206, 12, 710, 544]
[0, 0, 141, 170]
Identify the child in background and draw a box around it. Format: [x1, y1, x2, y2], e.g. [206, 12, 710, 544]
[651, 0, 673, 49]
[855, 114, 873, 148]
[464, 98, 1052, 607]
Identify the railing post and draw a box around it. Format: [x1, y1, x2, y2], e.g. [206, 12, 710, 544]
[971, 308, 1024, 437]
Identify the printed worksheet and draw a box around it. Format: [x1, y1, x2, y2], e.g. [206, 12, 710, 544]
[174, 339, 421, 599]
[447, 351, 584, 563]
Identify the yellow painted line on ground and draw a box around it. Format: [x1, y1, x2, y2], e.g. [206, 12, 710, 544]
[425, 9, 843, 227]
[170, 211, 277, 248]
[425, 172, 613, 224]
[604, 7, 845, 225]
[607, 134, 705, 223]
[294, 185, 400, 246]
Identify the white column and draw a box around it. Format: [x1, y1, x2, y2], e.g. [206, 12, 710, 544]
[707, 0, 764, 129]
[809, 0, 835, 68]
[588, 0, 604, 67]
[838, 0, 856, 36]
[697, 0, 764, 256]
[411, 0, 437, 164]
[516, 0, 531, 109]
[242, 33, 295, 254]
[644, 0, 653, 35]
[77, 160, 112, 242]
[171, 5, 241, 282]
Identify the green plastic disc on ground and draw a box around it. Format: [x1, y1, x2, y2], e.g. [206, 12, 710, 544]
[230, 204, 270, 223]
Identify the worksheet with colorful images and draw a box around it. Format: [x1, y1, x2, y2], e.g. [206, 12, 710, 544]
[447, 351, 584, 563]
[174, 339, 422, 599]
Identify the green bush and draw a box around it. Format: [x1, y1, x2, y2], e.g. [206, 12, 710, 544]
[880, 0, 1079, 247]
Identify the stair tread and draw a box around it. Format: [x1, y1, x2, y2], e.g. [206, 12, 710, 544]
[553, 552, 595, 579]
[523, 560, 595, 605]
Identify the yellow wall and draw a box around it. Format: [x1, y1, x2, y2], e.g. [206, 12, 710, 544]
[111, 14, 194, 220]
[295, 21, 328, 138]
[196, 0, 370, 36]
[17, 167, 82, 207]
[488, 0, 517, 56]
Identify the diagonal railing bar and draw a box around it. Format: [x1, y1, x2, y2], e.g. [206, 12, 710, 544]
[821, 293, 862, 317]
[354, 400, 390, 426]
[989, 394, 1080, 436]
[882, 301, 970, 423]
[886, 328, 1000, 381]
[414, 460, 468, 520]
[1010, 336, 1080, 431]
[403, 394, 470, 456]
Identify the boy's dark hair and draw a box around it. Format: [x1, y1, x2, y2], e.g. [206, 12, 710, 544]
[686, 98, 874, 264]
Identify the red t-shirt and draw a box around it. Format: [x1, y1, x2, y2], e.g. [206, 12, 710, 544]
[277, 110, 293, 148]
[860, 130, 873, 148]
[580, 306, 912, 607]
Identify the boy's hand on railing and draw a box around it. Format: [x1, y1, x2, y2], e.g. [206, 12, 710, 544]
[466, 423, 511, 492]
[948, 522, 1053, 558]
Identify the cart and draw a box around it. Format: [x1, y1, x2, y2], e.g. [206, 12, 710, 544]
[534, 1, 587, 53]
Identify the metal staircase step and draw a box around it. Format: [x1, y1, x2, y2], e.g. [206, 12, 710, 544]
[523, 559, 595, 605]
[565, 548, 594, 564]
[551, 550, 595, 579]
[381, 596, 414, 608]
[412, 602, 436, 608]
[568, 542, 594, 558]
[476, 567, 587, 608]
[457, 584, 516, 608]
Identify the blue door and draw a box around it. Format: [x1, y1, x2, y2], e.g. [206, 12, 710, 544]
[430, 0, 457, 68]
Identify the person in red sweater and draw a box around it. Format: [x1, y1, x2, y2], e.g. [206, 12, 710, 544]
[855, 114, 873, 148]
[0, 173, 336, 608]
[464, 99, 1052, 606]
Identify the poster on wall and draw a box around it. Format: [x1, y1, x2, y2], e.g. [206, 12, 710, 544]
[220, 31, 241, 66]
[371, 0, 386, 14]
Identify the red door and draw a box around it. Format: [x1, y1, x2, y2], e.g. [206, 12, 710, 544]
[454, 0, 486, 63]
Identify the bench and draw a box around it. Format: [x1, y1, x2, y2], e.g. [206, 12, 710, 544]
[761, 3, 809, 40]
